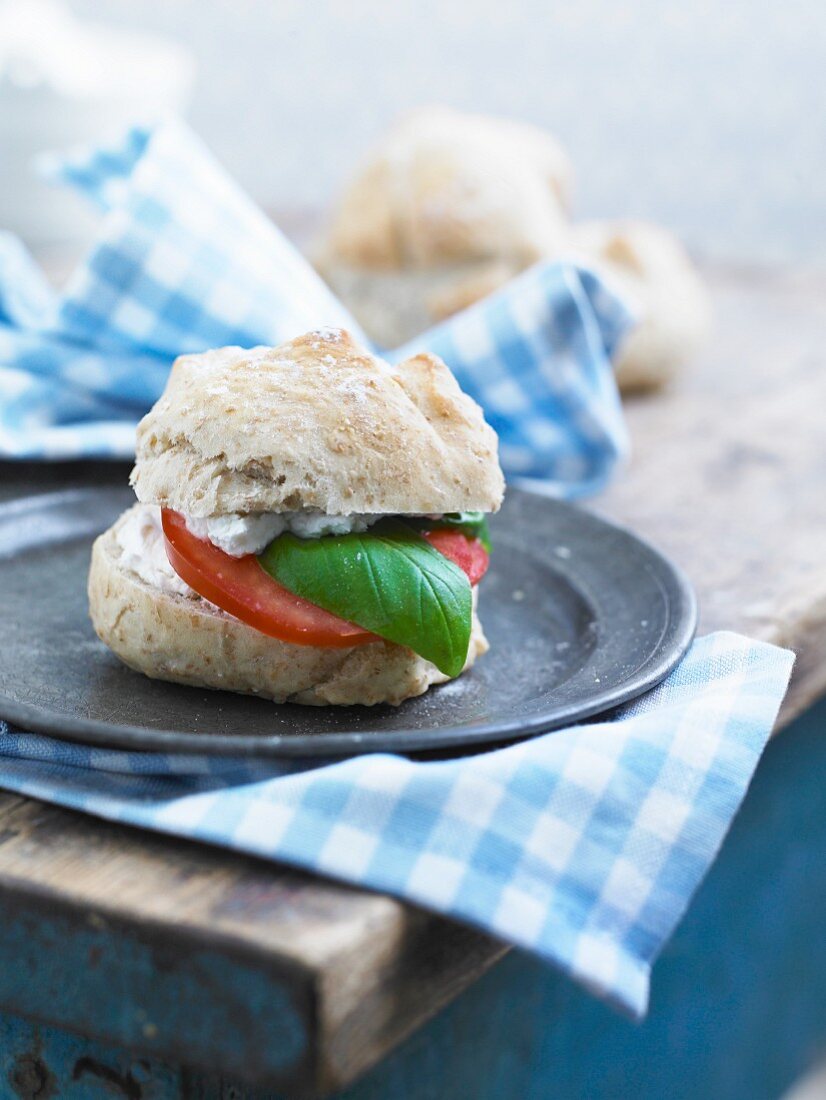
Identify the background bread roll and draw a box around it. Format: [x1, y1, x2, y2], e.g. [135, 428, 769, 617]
[318, 105, 572, 272]
[569, 220, 712, 392]
[314, 107, 571, 351]
[314, 108, 710, 392]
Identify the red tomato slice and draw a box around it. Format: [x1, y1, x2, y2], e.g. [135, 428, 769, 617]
[161, 509, 376, 648]
[421, 528, 490, 585]
[161, 511, 489, 646]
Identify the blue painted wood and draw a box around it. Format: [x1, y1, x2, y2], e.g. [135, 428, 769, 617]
[0, 887, 310, 1092]
[1, 701, 824, 1098]
[334, 699, 826, 1100]
[0, 1013, 185, 1098]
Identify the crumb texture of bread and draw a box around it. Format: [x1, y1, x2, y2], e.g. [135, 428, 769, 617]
[88, 510, 488, 708]
[131, 329, 504, 519]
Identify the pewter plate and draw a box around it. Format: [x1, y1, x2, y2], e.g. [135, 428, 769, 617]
[0, 487, 696, 757]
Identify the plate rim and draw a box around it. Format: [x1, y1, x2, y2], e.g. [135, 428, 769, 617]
[0, 488, 697, 757]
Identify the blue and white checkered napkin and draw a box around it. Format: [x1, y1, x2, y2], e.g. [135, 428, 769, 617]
[0, 117, 630, 493]
[0, 119, 795, 1013]
[0, 633, 793, 1015]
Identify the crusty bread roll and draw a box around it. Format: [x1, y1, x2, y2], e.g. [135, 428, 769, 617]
[89, 508, 488, 706]
[132, 328, 504, 518]
[569, 220, 711, 392]
[320, 105, 572, 271]
[315, 106, 571, 349]
[90, 330, 504, 707]
[314, 109, 710, 392]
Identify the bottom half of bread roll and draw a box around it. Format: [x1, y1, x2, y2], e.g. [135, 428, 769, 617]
[88, 511, 488, 707]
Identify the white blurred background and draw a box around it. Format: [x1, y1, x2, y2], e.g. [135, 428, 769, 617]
[3, 0, 825, 266]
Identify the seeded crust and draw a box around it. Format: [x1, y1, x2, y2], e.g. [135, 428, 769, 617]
[88, 511, 488, 707]
[131, 330, 504, 519]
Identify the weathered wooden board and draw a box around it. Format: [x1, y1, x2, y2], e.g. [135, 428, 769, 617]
[599, 264, 826, 725]
[0, 264, 823, 1094]
[0, 794, 504, 1093]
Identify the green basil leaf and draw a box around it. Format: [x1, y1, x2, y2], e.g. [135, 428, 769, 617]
[258, 519, 472, 677]
[405, 511, 492, 552]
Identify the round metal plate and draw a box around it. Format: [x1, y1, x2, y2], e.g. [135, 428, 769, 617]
[0, 487, 696, 757]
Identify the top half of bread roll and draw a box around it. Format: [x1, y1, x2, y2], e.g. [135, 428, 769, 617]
[131, 328, 505, 519]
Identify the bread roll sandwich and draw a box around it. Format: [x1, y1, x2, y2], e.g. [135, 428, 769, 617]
[88, 329, 505, 707]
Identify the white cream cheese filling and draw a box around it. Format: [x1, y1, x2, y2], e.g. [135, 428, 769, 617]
[117, 504, 451, 592]
[115, 504, 196, 598]
[183, 510, 381, 557]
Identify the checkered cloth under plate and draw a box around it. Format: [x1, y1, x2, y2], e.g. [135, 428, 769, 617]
[0, 121, 793, 1015]
[0, 632, 793, 1016]
[0, 118, 631, 493]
